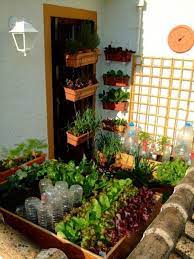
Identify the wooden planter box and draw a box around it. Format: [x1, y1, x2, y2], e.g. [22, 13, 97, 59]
[102, 102, 128, 111]
[0, 196, 162, 259]
[66, 132, 93, 147]
[104, 52, 132, 62]
[65, 49, 100, 68]
[0, 154, 46, 184]
[102, 120, 127, 133]
[103, 75, 129, 87]
[64, 84, 98, 102]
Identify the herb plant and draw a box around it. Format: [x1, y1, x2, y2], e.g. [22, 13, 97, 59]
[156, 158, 188, 186]
[96, 132, 122, 164]
[104, 70, 129, 78]
[156, 135, 170, 153]
[99, 89, 129, 103]
[68, 108, 101, 136]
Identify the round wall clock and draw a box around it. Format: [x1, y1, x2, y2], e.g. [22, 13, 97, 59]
[168, 25, 194, 53]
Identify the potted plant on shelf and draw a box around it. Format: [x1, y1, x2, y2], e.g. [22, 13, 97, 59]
[95, 132, 122, 166]
[103, 70, 130, 87]
[64, 76, 98, 102]
[66, 108, 101, 146]
[99, 88, 129, 111]
[104, 44, 135, 62]
[0, 139, 47, 183]
[65, 22, 100, 68]
[102, 118, 127, 133]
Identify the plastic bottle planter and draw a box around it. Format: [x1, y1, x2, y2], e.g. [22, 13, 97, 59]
[102, 120, 127, 133]
[103, 74, 130, 87]
[66, 132, 94, 147]
[104, 50, 133, 62]
[102, 102, 128, 111]
[64, 84, 98, 102]
[65, 49, 100, 68]
[0, 154, 46, 184]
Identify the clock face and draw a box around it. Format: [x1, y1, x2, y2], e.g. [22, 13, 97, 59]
[168, 25, 194, 53]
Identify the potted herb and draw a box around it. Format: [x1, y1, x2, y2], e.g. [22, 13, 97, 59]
[104, 44, 135, 62]
[65, 22, 100, 68]
[0, 139, 47, 183]
[99, 89, 129, 111]
[95, 132, 122, 166]
[64, 76, 98, 102]
[66, 108, 101, 146]
[102, 118, 127, 133]
[103, 70, 130, 87]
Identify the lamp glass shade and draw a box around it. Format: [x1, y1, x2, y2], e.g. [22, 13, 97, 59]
[9, 20, 38, 56]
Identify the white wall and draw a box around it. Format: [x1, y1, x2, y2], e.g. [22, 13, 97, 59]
[143, 0, 194, 58]
[1, 0, 194, 148]
[0, 0, 104, 148]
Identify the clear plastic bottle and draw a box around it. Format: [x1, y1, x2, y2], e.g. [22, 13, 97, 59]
[39, 178, 53, 194]
[149, 143, 157, 160]
[124, 122, 137, 154]
[37, 200, 48, 229]
[174, 121, 194, 162]
[70, 185, 83, 206]
[25, 197, 40, 223]
[162, 144, 172, 162]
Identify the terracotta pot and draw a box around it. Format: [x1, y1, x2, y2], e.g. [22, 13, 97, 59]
[66, 132, 93, 147]
[0, 154, 46, 184]
[102, 120, 127, 133]
[102, 102, 128, 111]
[64, 84, 98, 102]
[65, 49, 99, 68]
[104, 51, 132, 62]
[103, 75, 129, 87]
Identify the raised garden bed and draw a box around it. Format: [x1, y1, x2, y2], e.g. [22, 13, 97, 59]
[0, 193, 162, 259]
[0, 154, 46, 184]
[103, 102, 128, 111]
[64, 84, 98, 102]
[65, 49, 100, 68]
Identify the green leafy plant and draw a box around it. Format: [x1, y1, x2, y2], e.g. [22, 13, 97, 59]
[68, 109, 101, 136]
[99, 89, 129, 103]
[130, 146, 158, 187]
[156, 135, 170, 153]
[65, 22, 100, 53]
[96, 132, 122, 164]
[156, 158, 188, 186]
[55, 178, 137, 251]
[0, 139, 47, 170]
[138, 131, 152, 143]
[112, 118, 127, 126]
[105, 70, 129, 78]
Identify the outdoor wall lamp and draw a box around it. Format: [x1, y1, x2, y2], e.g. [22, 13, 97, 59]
[9, 17, 38, 56]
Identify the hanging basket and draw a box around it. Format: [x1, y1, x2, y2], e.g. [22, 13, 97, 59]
[65, 49, 100, 68]
[102, 102, 128, 111]
[103, 75, 129, 87]
[64, 84, 98, 102]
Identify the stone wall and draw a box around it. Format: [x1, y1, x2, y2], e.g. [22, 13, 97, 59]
[128, 167, 194, 259]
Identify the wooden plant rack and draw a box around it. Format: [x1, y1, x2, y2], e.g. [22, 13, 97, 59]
[103, 75, 129, 87]
[103, 102, 128, 111]
[65, 49, 100, 68]
[0, 195, 162, 259]
[66, 132, 94, 147]
[64, 84, 98, 102]
[0, 154, 46, 184]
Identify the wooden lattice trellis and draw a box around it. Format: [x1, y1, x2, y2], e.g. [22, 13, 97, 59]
[129, 55, 194, 145]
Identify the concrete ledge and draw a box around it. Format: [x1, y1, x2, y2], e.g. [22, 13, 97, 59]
[127, 168, 194, 259]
